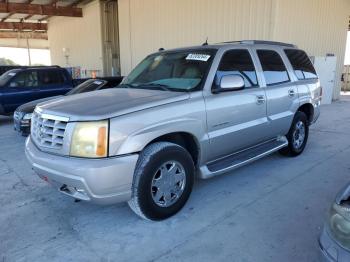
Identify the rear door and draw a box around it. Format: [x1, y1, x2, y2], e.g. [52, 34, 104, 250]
[37, 69, 72, 99]
[2, 70, 40, 113]
[254, 48, 299, 137]
[205, 48, 270, 161]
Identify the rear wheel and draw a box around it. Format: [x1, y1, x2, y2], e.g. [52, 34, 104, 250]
[128, 142, 194, 220]
[279, 111, 309, 157]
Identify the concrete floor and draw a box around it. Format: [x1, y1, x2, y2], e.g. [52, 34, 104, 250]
[1, 97, 350, 262]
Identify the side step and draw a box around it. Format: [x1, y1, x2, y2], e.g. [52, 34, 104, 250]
[199, 136, 288, 179]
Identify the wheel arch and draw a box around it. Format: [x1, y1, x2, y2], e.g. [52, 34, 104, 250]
[110, 116, 206, 166]
[145, 132, 200, 167]
[297, 103, 314, 124]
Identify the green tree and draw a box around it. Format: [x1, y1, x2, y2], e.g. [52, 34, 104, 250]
[0, 58, 18, 66]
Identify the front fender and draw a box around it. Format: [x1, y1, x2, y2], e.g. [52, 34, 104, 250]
[112, 118, 206, 156]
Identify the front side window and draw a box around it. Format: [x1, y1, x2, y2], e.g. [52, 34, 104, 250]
[216, 49, 258, 88]
[10, 71, 39, 88]
[284, 49, 317, 80]
[0, 70, 19, 86]
[121, 49, 217, 92]
[257, 50, 290, 86]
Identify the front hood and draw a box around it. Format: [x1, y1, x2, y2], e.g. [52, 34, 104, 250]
[37, 88, 190, 121]
[17, 95, 63, 113]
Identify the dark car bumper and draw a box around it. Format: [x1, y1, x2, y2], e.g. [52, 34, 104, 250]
[319, 227, 350, 262]
[13, 111, 30, 136]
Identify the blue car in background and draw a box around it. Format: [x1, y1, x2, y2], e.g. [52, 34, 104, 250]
[13, 77, 123, 135]
[0, 66, 82, 115]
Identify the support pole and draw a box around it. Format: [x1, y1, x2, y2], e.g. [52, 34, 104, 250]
[26, 34, 32, 66]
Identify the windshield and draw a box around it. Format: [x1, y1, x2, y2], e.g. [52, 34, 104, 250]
[0, 70, 19, 86]
[66, 79, 107, 95]
[121, 49, 217, 92]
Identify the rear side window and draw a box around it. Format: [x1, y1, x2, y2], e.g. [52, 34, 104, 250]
[257, 50, 290, 86]
[39, 69, 65, 85]
[284, 49, 317, 80]
[216, 49, 258, 88]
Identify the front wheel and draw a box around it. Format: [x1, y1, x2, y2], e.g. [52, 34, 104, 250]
[128, 142, 194, 220]
[279, 111, 309, 157]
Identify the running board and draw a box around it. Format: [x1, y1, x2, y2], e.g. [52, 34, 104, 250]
[199, 137, 288, 179]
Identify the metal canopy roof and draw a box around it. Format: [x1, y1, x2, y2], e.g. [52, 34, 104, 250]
[0, 0, 87, 40]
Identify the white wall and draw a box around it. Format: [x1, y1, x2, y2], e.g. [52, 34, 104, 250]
[47, 0, 103, 76]
[272, 0, 350, 99]
[118, 0, 350, 100]
[118, 0, 275, 74]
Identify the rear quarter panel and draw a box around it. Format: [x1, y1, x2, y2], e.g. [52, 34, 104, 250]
[297, 79, 321, 123]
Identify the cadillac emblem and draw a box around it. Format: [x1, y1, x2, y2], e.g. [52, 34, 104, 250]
[39, 126, 45, 138]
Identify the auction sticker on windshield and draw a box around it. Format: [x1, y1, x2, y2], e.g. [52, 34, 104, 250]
[186, 54, 211, 62]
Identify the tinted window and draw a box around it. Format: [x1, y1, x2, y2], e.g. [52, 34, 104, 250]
[39, 69, 65, 85]
[216, 49, 258, 88]
[10, 71, 39, 87]
[0, 70, 19, 86]
[257, 50, 290, 86]
[284, 49, 317, 80]
[67, 79, 106, 95]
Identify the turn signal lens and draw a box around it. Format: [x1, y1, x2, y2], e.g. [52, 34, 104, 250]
[96, 126, 107, 157]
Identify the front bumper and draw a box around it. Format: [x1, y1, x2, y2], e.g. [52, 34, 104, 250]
[25, 137, 139, 205]
[319, 227, 350, 262]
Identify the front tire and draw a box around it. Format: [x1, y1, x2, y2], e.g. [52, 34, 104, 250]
[279, 111, 309, 157]
[128, 142, 194, 220]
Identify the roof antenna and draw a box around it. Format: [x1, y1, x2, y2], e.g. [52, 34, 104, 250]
[202, 37, 208, 46]
[158, 48, 165, 51]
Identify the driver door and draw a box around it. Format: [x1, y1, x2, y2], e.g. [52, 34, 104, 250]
[205, 48, 270, 161]
[2, 70, 39, 112]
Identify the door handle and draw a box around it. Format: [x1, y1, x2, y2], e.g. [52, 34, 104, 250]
[256, 95, 265, 105]
[288, 89, 295, 97]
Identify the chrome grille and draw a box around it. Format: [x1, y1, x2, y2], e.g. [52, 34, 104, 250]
[31, 111, 68, 150]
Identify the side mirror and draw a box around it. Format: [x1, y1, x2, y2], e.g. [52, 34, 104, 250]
[213, 74, 245, 94]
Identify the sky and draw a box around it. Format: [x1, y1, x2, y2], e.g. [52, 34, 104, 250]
[0, 47, 51, 66]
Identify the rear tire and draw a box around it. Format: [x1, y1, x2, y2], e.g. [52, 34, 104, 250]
[128, 142, 194, 221]
[279, 111, 309, 157]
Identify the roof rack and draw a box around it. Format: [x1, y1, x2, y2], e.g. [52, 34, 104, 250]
[221, 40, 297, 48]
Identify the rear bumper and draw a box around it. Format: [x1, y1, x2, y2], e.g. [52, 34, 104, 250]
[25, 137, 139, 205]
[311, 101, 321, 125]
[319, 227, 350, 262]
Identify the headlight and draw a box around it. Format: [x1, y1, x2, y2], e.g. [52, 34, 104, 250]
[70, 120, 109, 158]
[328, 203, 350, 249]
[23, 113, 33, 120]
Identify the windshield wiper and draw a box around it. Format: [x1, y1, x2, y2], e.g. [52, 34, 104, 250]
[139, 83, 172, 91]
[119, 83, 136, 89]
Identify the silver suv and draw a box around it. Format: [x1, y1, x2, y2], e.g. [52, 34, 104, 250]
[25, 40, 321, 220]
